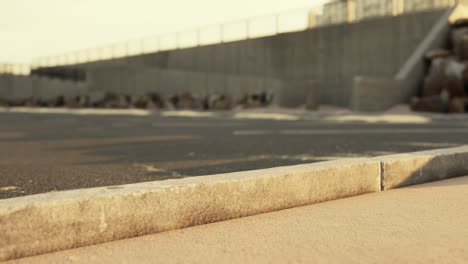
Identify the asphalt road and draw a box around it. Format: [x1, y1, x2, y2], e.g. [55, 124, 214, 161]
[1, 110, 468, 199]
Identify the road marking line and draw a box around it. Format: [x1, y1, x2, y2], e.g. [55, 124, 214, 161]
[233, 113, 300, 121]
[233, 130, 273, 135]
[161, 111, 216, 118]
[233, 128, 468, 136]
[280, 128, 468, 135]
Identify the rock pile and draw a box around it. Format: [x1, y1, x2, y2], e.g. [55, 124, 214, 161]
[0, 91, 275, 111]
[411, 19, 468, 113]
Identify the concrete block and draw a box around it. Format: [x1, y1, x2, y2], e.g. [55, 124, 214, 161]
[305, 80, 320, 110]
[212, 44, 226, 74]
[170, 49, 185, 70]
[164, 70, 187, 94]
[263, 35, 285, 79]
[240, 76, 257, 94]
[0, 158, 380, 261]
[284, 33, 308, 80]
[206, 73, 225, 94]
[252, 38, 266, 76]
[186, 71, 207, 97]
[264, 78, 284, 98]
[11, 76, 33, 100]
[225, 75, 242, 98]
[378, 146, 468, 190]
[351, 76, 407, 111]
[195, 45, 212, 72]
[275, 79, 316, 108]
[239, 39, 259, 76]
[133, 69, 154, 95]
[118, 68, 136, 94]
[149, 52, 169, 68]
[0, 75, 13, 99]
[253, 77, 265, 93]
[305, 30, 319, 80]
[223, 42, 240, 75]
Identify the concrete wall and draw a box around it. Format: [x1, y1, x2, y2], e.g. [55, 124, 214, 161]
[0, 74, 88, 101]
[0, 75, 12, 99]
[15, 6, 451, 111]
[55, 8, 447, 108]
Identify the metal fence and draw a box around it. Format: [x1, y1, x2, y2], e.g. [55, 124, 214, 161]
[27, 8, 312, 69]
[0, 64, 31, 75]
[0, 0, 460, 74]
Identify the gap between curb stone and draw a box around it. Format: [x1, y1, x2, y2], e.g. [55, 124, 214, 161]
[380, 161, 385, 191]
[377, 145, 468, 190]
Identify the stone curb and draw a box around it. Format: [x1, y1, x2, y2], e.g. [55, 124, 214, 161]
[376, 146, 468, 190]
[0, 159, 380, 261]
[1, 146, 468, 261]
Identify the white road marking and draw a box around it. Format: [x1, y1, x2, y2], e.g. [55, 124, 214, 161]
[233, 130, 273, 135]
[0, 107, 151, 116]
[325, 114, 430, 124]
[233, 113, 300, 121]
[280, 128, 468, 135]
[161, 111, 216, 118]
[233, 128, 468, 135]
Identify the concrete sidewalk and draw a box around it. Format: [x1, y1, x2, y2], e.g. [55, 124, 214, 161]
[8, 176, 468, 264]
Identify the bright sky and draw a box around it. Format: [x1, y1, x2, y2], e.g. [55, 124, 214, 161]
[0, 0, 330, 64]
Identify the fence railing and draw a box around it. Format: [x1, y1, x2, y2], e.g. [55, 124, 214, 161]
[28, 8, 312, 69]
[1, 0, 459, 73]
[0, 64, 31, 75]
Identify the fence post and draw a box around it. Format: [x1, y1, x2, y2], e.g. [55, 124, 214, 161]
[347, 0, 355, 23]
[246, 19, 250, 39]
[276, 14, 280, 32]
[111, 45, 116, 59]
[393, 0, 404, 16]
[141, 39, 145, 55]
[307, 12, 316, 29]
[220, 24, 224, 43]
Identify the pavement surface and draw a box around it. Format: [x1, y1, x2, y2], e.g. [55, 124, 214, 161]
[2, 109, 468, 199]
[8, 175, 468, 264]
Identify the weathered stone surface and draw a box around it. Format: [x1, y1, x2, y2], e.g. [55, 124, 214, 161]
[0, 158, 380, 261]
[378, 146, 468, 190]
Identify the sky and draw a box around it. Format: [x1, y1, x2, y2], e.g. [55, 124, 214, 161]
[0, 0, 330, 64]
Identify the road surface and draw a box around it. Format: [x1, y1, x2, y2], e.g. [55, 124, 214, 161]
[1, 110, 468, 198]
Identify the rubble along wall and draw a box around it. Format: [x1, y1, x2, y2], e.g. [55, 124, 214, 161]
[87, 66, 317, 108]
